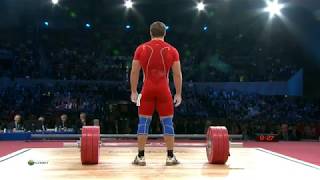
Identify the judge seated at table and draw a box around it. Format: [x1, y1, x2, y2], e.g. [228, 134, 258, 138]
[55, 114, 71, 132]
[0, 121, 5, 132]
[74, 112, 89, 134]
[36, 116, 48, 131]
[6, 114, 24, 132]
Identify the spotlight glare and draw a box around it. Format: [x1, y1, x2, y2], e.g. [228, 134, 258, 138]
[197, 2, 205, 11]
[44, 21, 49, 26]
[203, 26, 208, 31]
[124, 0, 133, 9]
[264, 0, 284, 18]
[51, 0, 59, 5]
[126, 25, 131, 29]
[165, 26, 169, 30]
[85, 23, 91, 28]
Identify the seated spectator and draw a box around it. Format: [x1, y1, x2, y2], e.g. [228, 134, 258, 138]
[55, 114, 71, 131]
[74, 112, 89, 133]
[93, 119, 100, 126]
[6, 114, 24, 132]
[281, 123, 289, 141]
[36, 116, 47, 131]
[0, 121, 4, 130]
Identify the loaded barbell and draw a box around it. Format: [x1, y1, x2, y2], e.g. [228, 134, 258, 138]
[78, 126, 231, 165]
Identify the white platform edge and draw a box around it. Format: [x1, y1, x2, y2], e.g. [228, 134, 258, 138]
[257, 148, 320, 170]
[0, 148, 30, 163]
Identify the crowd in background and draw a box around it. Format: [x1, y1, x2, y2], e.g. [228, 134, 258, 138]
[0, 27, 317, 140]
[0, 82, 319, 140]
[0, 30, 299, 82]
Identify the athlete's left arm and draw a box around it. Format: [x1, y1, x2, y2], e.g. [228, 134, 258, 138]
[171, 48, 182, 107]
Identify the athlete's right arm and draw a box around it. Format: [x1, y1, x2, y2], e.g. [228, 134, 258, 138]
[130, 45, 143, 103]
[172, 61, 182, 107]
[130, 60, 141, 103]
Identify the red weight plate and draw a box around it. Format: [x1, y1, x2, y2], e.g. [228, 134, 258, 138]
[215, 127, 229, 164]
[81, 126, 88, 164]
[81, 126, 98, 164]
[91, 126, 100, 164]
[215, 127, 222, 164]
[87, 127, 93, 164]
[218, 126, 229, 164]
[97, 127, 100, 162]
[81, 126, 100, 164]
[207, 126, 219, 164]
[206, 127, 213, 163]
[92, 130, 97, 164]
[206, 126, 230, 164]
[217, 126, 229, 164]
[221, 127, 230, 163]
[83, 126, 90, 164]
[96, 127, 100, 163]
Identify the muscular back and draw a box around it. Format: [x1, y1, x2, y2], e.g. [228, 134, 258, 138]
[134, 39, 179, 83]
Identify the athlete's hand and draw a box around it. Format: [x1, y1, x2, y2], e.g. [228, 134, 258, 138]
[131, 91, 138, 103]
[173, 94, 182, 107]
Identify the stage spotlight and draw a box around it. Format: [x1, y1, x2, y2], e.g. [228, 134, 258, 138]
[165, 26, 169, 30]
[85, 23, 91, 28]
[264, 0, 284, 18]
[197, 2, 205, 12]
[51, 0, 59, 5]
[125, 25, 131, 29]
[44, 21, 49, 26]
[124, 0, 133, 9]
[203, 26, 208, 31]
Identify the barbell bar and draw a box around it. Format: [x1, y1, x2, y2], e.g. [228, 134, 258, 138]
[31, 133, 242, 140]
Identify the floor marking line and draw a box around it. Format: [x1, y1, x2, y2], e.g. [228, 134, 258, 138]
[257, 148, 320, 170]
[0, 148, 31, 163]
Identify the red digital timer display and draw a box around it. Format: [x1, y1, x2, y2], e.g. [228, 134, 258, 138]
[256, 134, 279, 142]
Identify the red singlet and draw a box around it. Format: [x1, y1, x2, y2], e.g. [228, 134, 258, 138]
[133, 39, 180, 117]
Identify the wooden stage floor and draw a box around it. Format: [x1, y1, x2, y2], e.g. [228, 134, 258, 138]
[0, 147, 319, 180]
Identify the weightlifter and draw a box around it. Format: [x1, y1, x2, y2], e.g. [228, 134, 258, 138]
[130, 21, 183, 166]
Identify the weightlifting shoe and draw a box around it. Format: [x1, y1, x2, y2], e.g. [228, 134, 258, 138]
[166, 155, 180, 166]
[132, 155, 146, 166]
